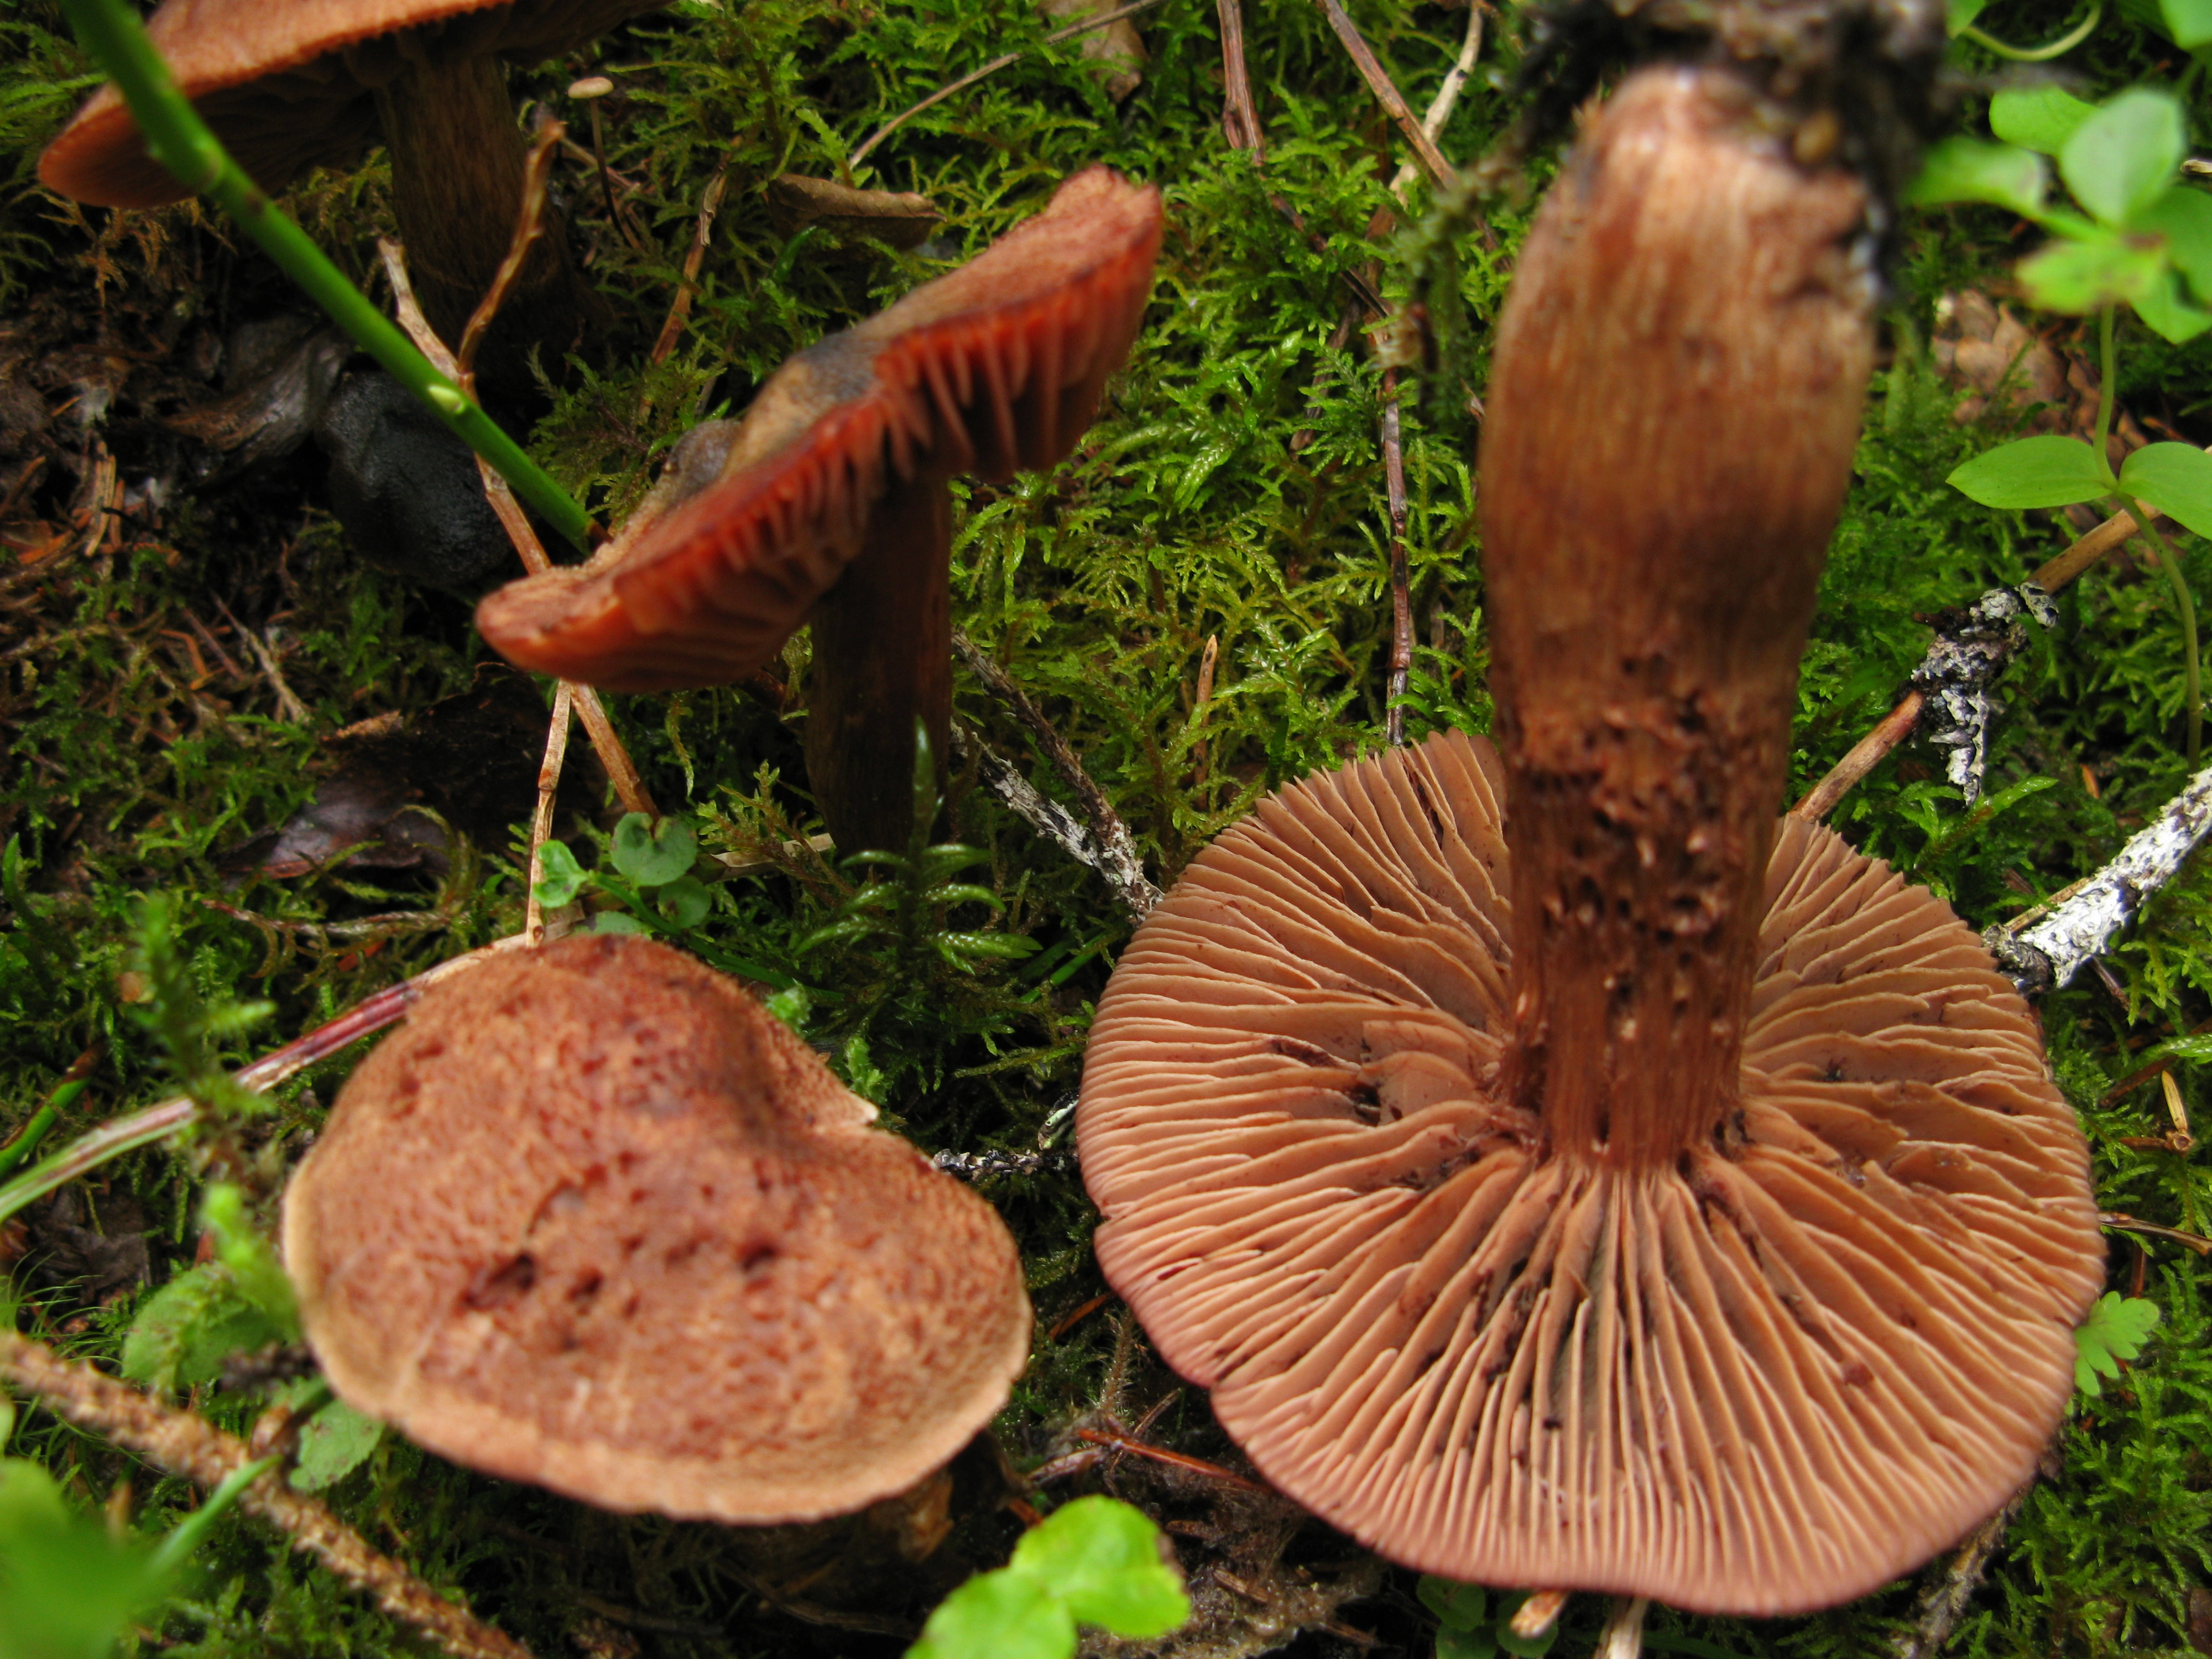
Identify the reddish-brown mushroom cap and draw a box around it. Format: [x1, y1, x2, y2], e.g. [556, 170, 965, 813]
[38, 0, 666, 210]
[1078, 728, 2103, 1614]
[283, 932, 1031, 1522]
[474, 166, 1162, 692]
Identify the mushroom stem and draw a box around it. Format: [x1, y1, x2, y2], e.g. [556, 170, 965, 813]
[805, 471, 953, 853]
[375, 49, 602, 384]
[1481, 66, 1874, 1167]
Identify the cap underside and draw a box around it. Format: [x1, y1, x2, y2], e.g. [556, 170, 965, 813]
[1078, 728, 2102, 1614]
[40, 0, 667, 209]
[473, 167, 1162, 692]
[284, 933, 1031, 1523]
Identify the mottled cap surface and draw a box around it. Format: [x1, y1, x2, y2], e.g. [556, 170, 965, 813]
[284, 932, 1031, 1522]
[1078, 728, 2101, 1614]
[40, 0, 668, 209]
[474, 166, 1161, 691]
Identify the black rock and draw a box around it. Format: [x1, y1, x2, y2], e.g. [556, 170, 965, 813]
[315, 368, 513, 590]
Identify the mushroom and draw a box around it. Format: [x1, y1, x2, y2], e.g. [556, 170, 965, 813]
[39, 0, 664, 380]
[474, 166, 1163, 852]
[1075, 66, 2103, 1613]
[282, 932, 1031, 1521]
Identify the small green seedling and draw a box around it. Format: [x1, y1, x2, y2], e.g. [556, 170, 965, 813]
[121, 1183, 299, 1395]
[0, 1395, 278, 1659]
[1912, 85, 2212, 759]
[534, 812, 714, 933]
[1417, 1579, 1563, 1659]
[2075, 1291, 2161, 1396]
[906, 1496, 1190, 1659]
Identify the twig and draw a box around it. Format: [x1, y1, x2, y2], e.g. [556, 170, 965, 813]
[378, 238, 657, 822]
[952, 721, 1150, 915]
[1389, 2, 1485, 200]
[649, 163, 728, 368]
[1215, 0, 1266, 162]
[0, 1330, 534, 1659]
[525, 682, 574, 948]
[1381, 366, 1412, 745]
[951, 633, 1162, 916]
[218, 604, 310, 723]
[1790, 691, 1925, 821]
[1793, 482, 2191, 821]
[454, 115, 565, 387]
[848, 0, 1168, 170]
[2099, 1211, 2212, 1255]
[1986, 763, 2212, 994]
[1892, 1486, 2031, 1659]
[1071, 1425, 1271, 1493]
[1315, 0, 1455, 189]
[0, 936, 530, 1229]
[202, 899, 458, 945]
[2098, 1010, 2212, 1105]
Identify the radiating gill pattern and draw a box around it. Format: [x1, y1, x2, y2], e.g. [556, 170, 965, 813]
[1079, 728, 2101, 1614]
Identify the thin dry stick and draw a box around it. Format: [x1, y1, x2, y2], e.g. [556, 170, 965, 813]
[951, 630, 1162, 916]
[1792, 486, 2187, 821]
[455, 115, 565, 387]
[1192, 632, 1220, 784]
[649, 163, 729, 367]
[1389, 1, 1485, 200]
[377, 238, 656, 822]
[0, 1331, 534, 1659]
[525, 681, 575, 948]
[1381, 365, 1413, 745]
[848, 0, 1168, 171]
[1316, 0, 1454, 189]
[1215, 0, 1267, 162]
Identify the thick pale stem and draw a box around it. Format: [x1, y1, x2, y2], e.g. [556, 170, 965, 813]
[805, 473, 952, 853]
[1481, 67, 1874, 1167]
[377, 51, 603, 387]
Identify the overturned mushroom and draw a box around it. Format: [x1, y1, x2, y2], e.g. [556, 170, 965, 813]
[283, 932, 1031, 1521]
[1077, 64, 2103, 1614]
[39, 0, 661, 380]
[476, 166, 1162, 852]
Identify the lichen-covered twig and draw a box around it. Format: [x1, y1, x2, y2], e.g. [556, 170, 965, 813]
[1793, 479, 2196, 821]
[1892, 1486, 2031, 1659]
[1987, 763, 2212, 994]
[951, 633, 1162, 917]
[0, 1331, 534, 1659]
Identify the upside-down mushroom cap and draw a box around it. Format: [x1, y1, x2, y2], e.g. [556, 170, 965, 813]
[1077, 728, 2103, 1614]
[474, 166, 1161, 692]
[38, 0, 668, 210]
[283, 932, 1031, 1522]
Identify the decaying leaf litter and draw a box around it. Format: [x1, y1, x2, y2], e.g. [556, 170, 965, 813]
[2, 0, 2211, 1653]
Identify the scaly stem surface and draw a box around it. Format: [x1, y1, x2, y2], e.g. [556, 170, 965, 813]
[55, 0, 592, 552]
[1481, 67, 1875, 1167]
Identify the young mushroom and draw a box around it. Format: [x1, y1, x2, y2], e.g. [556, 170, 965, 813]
[1076, 63, 2104, 1613]
[475, 166, 1164, 852]
[283, 932, 1031, 1522]
[39, 0, 663, 382]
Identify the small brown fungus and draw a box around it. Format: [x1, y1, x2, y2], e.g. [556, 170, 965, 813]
[39, 0, 662, 379]
[475, 166, 1162, 851]
[1076, 65, 2103, 1613]
[283, 932, 1031, 1522]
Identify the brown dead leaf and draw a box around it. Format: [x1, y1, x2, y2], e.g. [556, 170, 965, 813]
[766, 175, 942, 251]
